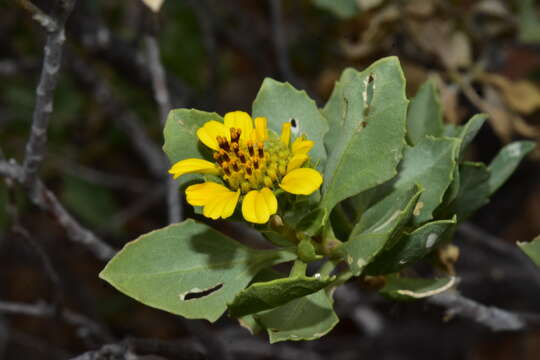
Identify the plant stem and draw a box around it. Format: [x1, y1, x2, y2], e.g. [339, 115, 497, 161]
[290, 259, 307, 277]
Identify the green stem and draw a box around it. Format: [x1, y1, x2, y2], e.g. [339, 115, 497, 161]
[318, 259, 339, 278]
[319, 223, 344, 258]
[330, 270, 353, 287]
[290, 259, 307, 277]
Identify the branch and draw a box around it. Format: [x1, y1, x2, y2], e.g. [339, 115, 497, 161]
[22, 0, 77, 189]
[144, 35, 171, 126]
[17, 0, 58, 32]
[144, 30, 182, 223]
[269, 0, 297, 84]
[458, 222, 540, 288]
[69, 338, 205, 360]
[0, 300, 113, 342]
[68, 54, 165, 177]
[426, 291, 535, 331]
[0, 159, 116, 260]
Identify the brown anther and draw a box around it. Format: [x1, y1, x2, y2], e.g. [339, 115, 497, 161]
[247, 141, 255, 156]
[222, 162, 231, 176]
[231, 160, 240, 172]
[217, 136, 230, 152]
[238, 151, 247, 163]
[253, 158, 259, 169]
[220, 150, 230, 162]
[257, 143, 264, 157]
[230, 127, 242, 143]
[231, 142, 240, 155]
[213, 152, 223, 164]
[246, 167, 253, 175]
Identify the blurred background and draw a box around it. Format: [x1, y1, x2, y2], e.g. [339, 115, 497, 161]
[1, 0, 540, 359]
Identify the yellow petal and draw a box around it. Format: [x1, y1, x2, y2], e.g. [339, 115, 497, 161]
[224, 111, 253, 142]
[280, 122, 291, 145]
[197, 120, 228, 150]
[203, 189, 240, 220]
[286, 154, 309, 173]
[186, 182, 239, 219]
[292, 138, 314, 155]
[185, 182, 227, 206]
[168, 158, 219, 179]
[279, 168, 322, 195]
[241, 188, 278, 224]
[254, 116, 268, 142]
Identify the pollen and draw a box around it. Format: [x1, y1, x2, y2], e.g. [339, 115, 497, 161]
[213, 127, 293, 193]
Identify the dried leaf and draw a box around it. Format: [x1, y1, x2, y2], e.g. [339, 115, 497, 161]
[481, 73, 540, 115]
[341, 5, 400, 58]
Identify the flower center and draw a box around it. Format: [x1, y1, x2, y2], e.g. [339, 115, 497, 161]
[213, 127, 290, 193]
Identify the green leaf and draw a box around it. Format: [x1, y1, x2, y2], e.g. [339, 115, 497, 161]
[99, 220, 295, 322]
[228, 276, 333, 318]
[487, 141, 535, 194]
[447, 162, 491, 220]
[255, 290, 338, 343]
[518, 235, 540, 267]
[392, 136, 459, 224]
[379, 276, 456, 301]
[163, 109, 220, 186]
[455, 114, 487, 158]
[365, 217, 457, 275]
[238, 268, 285, 335]
[321, 57, 408, 217]
[406, 79, 443, 146]
[252, 79, 329, 168]
[313, 0, 359, 19]
[343, 185, 422, 275]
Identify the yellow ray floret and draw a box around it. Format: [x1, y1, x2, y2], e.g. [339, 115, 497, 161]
[169, 158, 220, 179]
[292, 137, 314, 155]
[224, 111, 253, 142]
[196, 120, 229, 151]
[279, 168, 323, 195]
[241, 188, 278, 224]
[186, 182, 240, 219]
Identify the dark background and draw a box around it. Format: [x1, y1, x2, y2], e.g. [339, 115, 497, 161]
[1, 0, 540, 359]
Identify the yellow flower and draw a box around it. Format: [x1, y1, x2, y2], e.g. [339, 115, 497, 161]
[169, 111, 323, 224]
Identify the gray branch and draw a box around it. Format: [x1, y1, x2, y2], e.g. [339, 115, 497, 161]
[427, 291, 529, 331]
[144, 32, 182, 223]
[0, 300, 112, 342]
[22, 0, 77, 189]
[0, 159, 116, 260]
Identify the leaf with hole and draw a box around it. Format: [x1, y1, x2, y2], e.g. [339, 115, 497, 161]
[321, 57, 408, 218]
[99, 220, 296, 322]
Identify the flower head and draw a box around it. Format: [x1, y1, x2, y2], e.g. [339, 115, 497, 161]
[169, 111, 323, 224]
